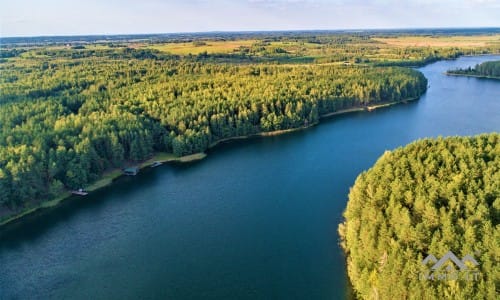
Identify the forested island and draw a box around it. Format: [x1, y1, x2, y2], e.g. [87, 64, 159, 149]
[339, 134, 499, 300]
[447, 60, 500, 79]
[1, 31, 499, 224]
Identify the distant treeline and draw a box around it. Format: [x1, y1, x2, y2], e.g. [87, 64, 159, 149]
[0, 47, 426, 209]
[2, 28, 500, 46]
[448, 60, 500, 78]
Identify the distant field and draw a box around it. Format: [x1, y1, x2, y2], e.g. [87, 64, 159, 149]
[142, 35, 500, 58]
[373, 34, 500, 47]
[147, 40, 257, 55]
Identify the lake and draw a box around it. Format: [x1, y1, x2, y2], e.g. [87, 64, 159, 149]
[1, 56, 499, 300]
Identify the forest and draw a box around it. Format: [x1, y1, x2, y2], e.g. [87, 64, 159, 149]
[447, 60, 500, 79]
[0, 31, 498, 220]
[339, 134, 499, 300]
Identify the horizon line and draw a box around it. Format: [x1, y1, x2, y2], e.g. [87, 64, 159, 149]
[2, 26, 499, 40]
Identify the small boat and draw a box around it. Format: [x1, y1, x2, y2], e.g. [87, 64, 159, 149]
[72, 188, 88, 196]
[150, 161, 163, 168]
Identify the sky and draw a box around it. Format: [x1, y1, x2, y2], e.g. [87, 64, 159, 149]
[1, 0, 499, 37]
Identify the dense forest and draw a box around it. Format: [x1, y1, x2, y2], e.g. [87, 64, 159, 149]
[339, 134, 499, 300]
[448, 60, 500, 79]
[0, 45, 427, 210]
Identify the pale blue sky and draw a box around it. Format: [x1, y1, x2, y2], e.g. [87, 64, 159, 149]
[1, 0, 499, 37]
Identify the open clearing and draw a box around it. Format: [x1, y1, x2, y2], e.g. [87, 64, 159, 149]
[373, 35, 500, 47]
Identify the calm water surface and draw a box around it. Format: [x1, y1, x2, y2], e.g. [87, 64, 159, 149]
[1, 56, 499, 299]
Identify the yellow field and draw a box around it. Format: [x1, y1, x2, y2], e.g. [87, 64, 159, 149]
[134, 35, 500, 57]
[147, 40, 257, 55]
[373, 35, 500, 47]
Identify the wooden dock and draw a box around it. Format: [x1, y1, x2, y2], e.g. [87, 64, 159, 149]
[71, 189, 88, 196]
[151, 161, 163, 168]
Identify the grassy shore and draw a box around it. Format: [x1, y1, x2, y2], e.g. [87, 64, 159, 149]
[85, 152, 206, 192]
[0, 97, 414, 228]
[0, 192, 71, 227]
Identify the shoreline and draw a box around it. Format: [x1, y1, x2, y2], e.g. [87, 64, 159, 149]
[208, 98, 419, 149]
[0, 97, 416, 228]
[444, 72, 500, 80]
[0, 152, 206, 227]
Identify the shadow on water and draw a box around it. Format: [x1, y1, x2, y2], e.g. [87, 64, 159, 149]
[0, 164, 190, 249]
[205, 100, 420, 159]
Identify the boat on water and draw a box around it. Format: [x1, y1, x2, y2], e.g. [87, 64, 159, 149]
[150, 161, 163, 168]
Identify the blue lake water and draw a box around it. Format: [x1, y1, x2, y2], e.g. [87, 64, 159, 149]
[0, 55, 499, 299]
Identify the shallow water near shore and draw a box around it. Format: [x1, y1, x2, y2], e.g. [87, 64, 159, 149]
[1, 55, 499, 299]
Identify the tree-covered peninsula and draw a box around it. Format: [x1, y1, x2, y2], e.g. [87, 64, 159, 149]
[447, 60, 500, 79]
[339, 134, 499, 300]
